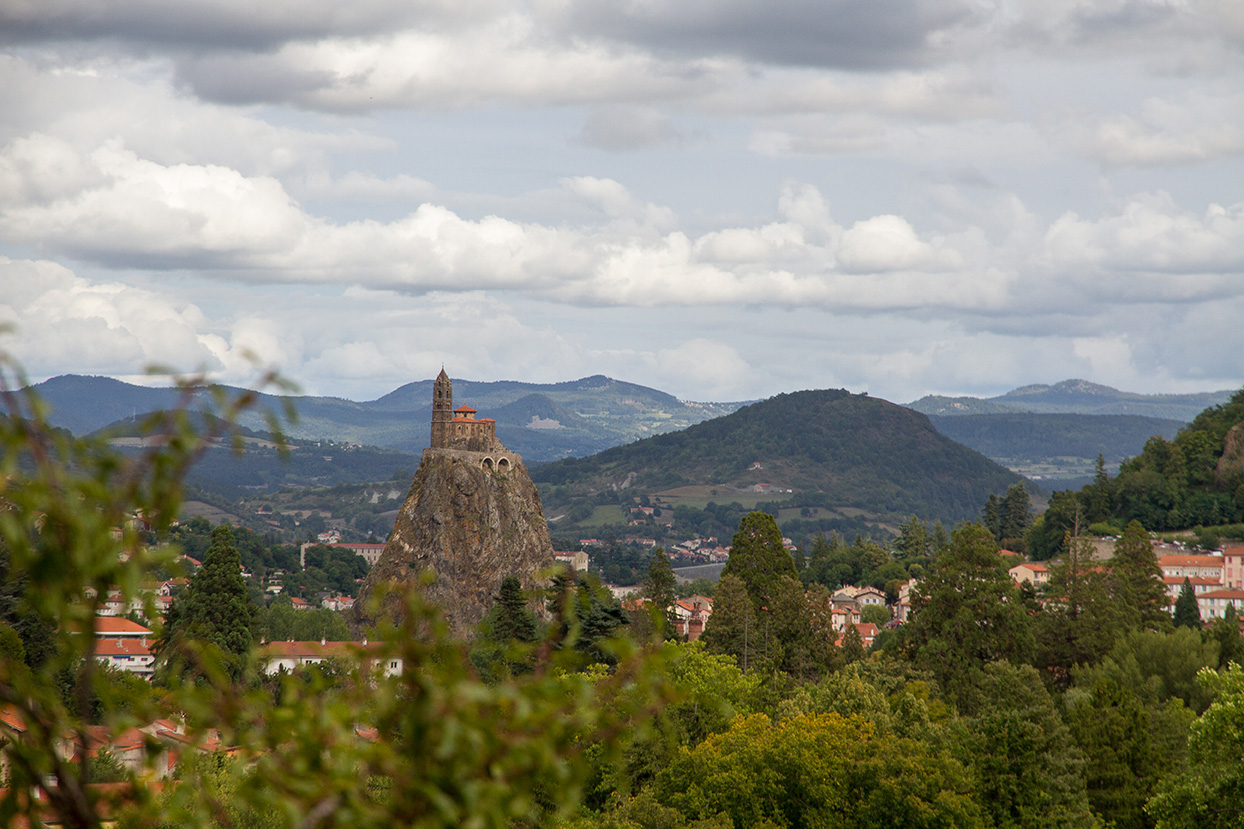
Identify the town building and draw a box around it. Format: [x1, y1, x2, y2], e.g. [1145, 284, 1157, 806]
[257, 640, 403, 677]
[1009, 562, 1050, 587]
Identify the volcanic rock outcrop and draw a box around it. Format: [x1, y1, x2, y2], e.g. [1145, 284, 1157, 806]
[355, 371, 555, 637]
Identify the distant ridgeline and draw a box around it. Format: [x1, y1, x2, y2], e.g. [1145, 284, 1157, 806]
[1031, 388, 1244, 554]
[908, 379, 1233, 421]
[533, 388, 1025, 526]
[26, 373, 743, 465]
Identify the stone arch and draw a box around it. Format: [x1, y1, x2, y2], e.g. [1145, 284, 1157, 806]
[482, 457, 494, 470]
[497, 457, 511, 473]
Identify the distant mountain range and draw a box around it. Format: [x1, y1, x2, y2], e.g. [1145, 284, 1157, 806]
[906, 379, 1233, 421]
[23, 374, 743, 466]
[533, 389, 1026, 525]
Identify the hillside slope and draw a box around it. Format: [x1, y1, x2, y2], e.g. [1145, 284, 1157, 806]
[533, 389, 1025, 524]
[928, 413, 1183, 484]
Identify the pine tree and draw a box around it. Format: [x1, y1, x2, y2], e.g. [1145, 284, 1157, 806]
[158, 524, 254, 681]
[642, 550, 678, 638]
[1173, 578, 1202, 630]
[487, 576, 538, 644]
[720, 512, 796, 613]
[701, 574, 758, 672]
[1109, 520, 1170, 632]
[983, 494, 1002, 541]
[1038, 532, 1122, 686]
[999, 484, 1032, 548]
[840, 623, 866, 664]
[1207, 603, 1244, 669]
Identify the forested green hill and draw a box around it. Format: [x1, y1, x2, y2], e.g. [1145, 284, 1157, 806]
[533, 389, 1024, 525]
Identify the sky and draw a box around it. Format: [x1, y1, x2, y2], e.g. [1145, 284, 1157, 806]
[0, 0, 1241, 406]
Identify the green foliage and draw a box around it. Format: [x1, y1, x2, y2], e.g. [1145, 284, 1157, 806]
[1173, 579, 1202, 630]
[1205, 602, 1244, 670]
[547, 570, 630, 667]
[0, 354, 293, 827]
[958, 662, 1099, 829]
[1148, 663, 1244, 829]
[1064, 678, 1193, 829]
[1110, 520, 1172, 632]
[1075, 628, 1221, 714]
[1037, 534, 1125, 688]
[642, 552, 678, 639]
[700, 574, 757, 672]
[650, 709, 984, 829]
[720, 512, 796, 613]
[157, 524, 255, 682]
[254, 601, 351, 643]
[900, 523, 1035, 704]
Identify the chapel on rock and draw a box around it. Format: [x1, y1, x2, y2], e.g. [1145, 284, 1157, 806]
[428, 369, 514, 469]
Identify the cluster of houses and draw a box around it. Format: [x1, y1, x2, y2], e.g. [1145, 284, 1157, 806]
[1006, 543, 1244, 623]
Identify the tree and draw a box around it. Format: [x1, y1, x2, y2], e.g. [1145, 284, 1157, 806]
[1110, 520, 1171, 632]
[484, 575, 539, 644]
[642, 551, 678, 639]
[157, 524, 254, 682]
[1148, 664, 1244, 829]
[899, 523, 1035, 704]
[893, 515, 931, 568]
[650, 710, 985, 829]
[999, 483, 1032, 549]
[960, 662, 1098, 829]
[720, 512, 796, 613]
[1065, 677, 1192, 829]
[700, 574, 757, 672]
[1205, 602, 1244, 669]
[0, 356, 674, 829]
[1038, 532, 1123, 688]
[840, 623, 866, 665]
[1173, 578, 1202, 630]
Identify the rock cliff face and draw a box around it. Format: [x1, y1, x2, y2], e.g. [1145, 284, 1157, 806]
[1217, 421, 1244, 487]
[354, 448, 555, 638]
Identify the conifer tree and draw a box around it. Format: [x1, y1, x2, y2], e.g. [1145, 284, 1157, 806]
[642, 550, 678, 638]
[1110, 520, 1170, 631]
[487, 576, 538, 644]
[701, 574, 758, 672]
[999, 484, 1032, 548]
[720, 511, 796, 613]
[1207, 603, 1244, 669]
[158, 524, 253, 681]
[840, 623, 866, 665]
[1172, 578, 1202, 630]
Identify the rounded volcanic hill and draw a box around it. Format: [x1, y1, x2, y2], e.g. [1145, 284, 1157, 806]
[532, 388, 1026, 524]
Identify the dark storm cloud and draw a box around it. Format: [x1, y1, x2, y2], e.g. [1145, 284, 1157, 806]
[0, 0, 488, 51]
[547, 0, 984, 70]
[173, 55, 333, 107]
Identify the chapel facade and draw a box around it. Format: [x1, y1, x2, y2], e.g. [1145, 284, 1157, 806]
[429, 369, 510, 463]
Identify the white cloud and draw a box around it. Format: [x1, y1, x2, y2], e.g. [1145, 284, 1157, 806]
[837, 215, 963, 273]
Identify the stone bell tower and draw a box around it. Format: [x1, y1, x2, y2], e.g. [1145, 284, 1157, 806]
[430, 368, 453, 448]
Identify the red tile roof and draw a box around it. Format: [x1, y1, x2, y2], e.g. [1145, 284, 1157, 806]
[96, 638, 152, 657]
[94, 618, 153, 636]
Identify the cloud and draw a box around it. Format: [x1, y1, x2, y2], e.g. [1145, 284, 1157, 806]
[1057, 92, 1244, 167]
[837, 215, 963, 273]
[0, 0, 486, 50]
[545, 0, 985, 70]
[3, 133, 1242, 321]
[571, 106, 697, 152]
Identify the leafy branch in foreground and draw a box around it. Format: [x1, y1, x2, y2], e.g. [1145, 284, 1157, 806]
[0, 352, 292, 829]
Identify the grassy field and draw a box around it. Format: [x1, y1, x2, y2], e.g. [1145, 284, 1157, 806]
[651, 485, 791, 511]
